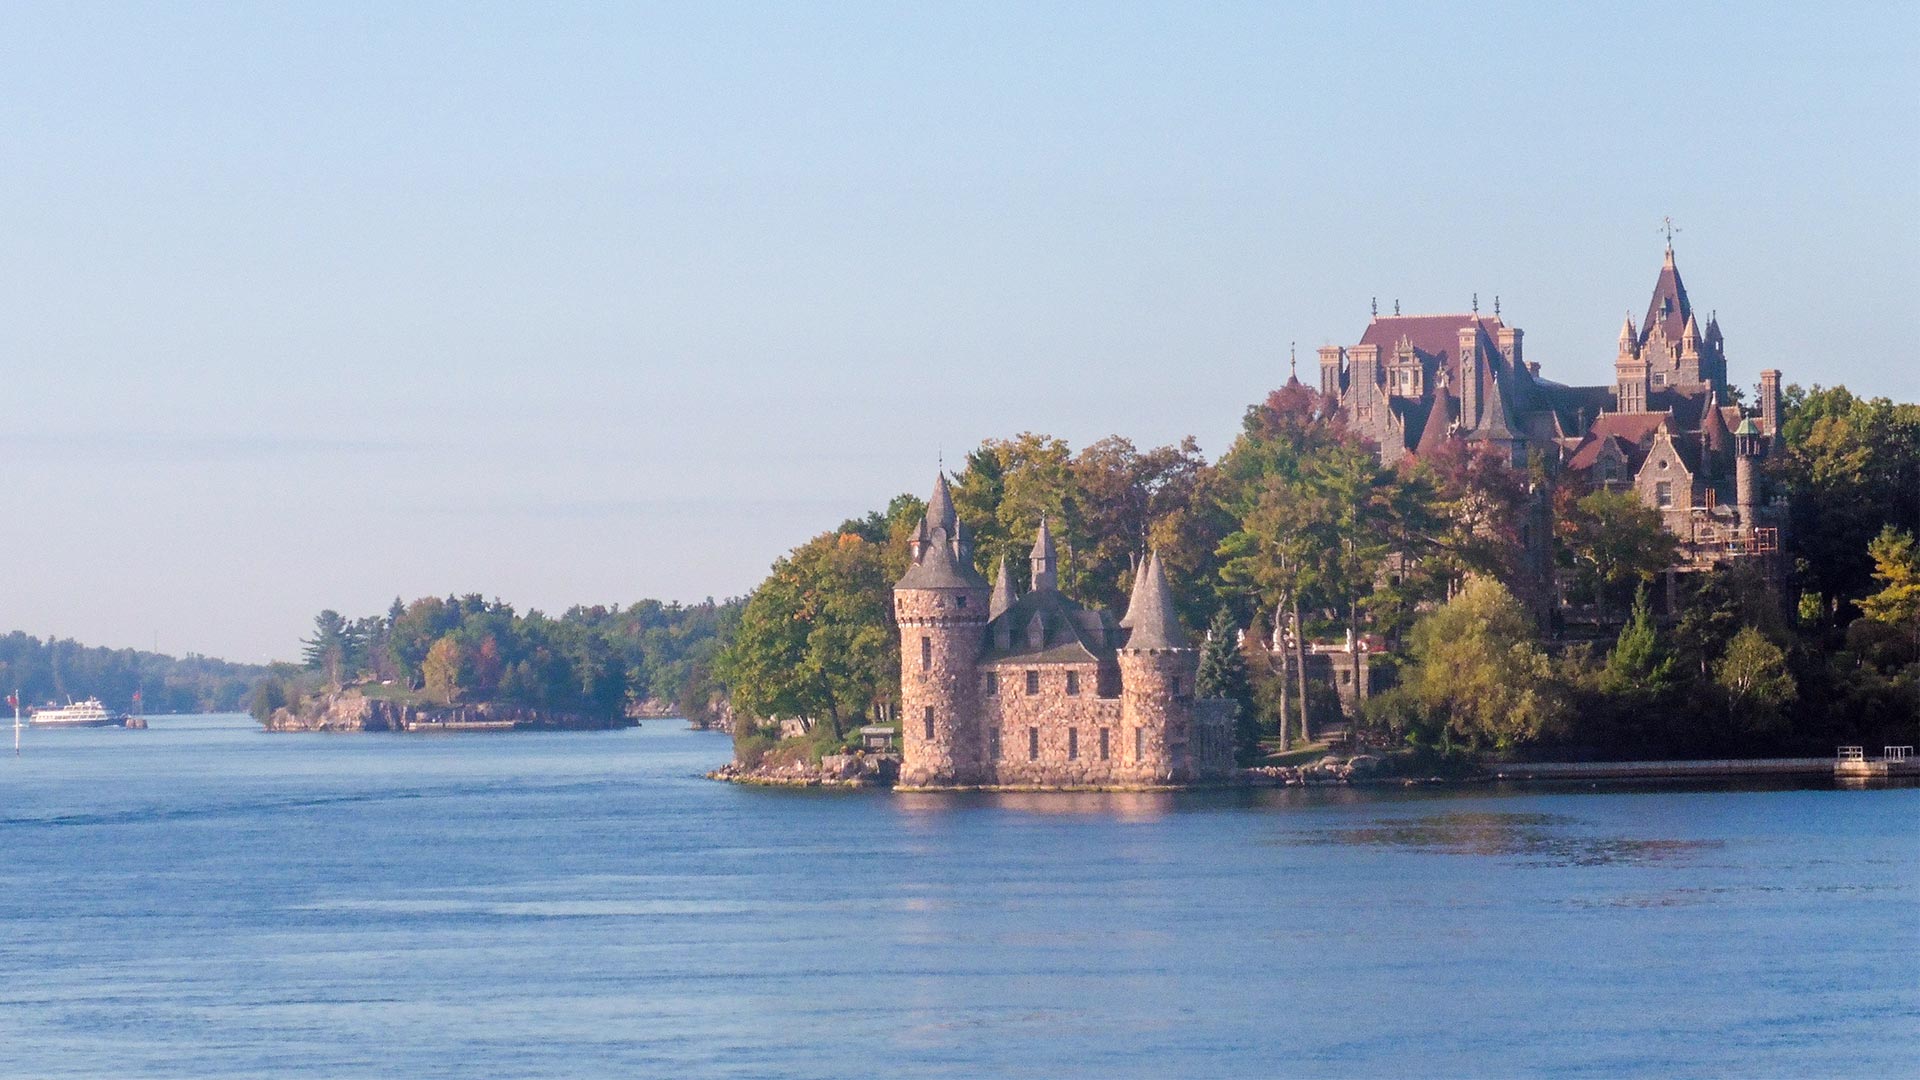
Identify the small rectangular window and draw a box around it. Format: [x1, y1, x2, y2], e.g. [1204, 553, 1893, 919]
[1028, 727, 1040, 760]
[923, 706, 934, 740]
[921, 637, 931, 670]
[1099, 728, 1110, 761]
[1065, 671, 1080, 695]
[955, 594, 967, 608]
[984, 671, 998, 696]
[1067, 728, 1078, 760]
[990, 728, 1001, 760]
[1134, 727, 1145, 761]
[1025, 670, 1039, 695]
[1656, 481, 1673, 509]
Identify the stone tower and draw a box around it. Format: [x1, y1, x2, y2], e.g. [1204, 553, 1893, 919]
[1734, 417, 1767, 527]
[894, 474, 990, 787]
[1615, 314, 1649, 413]
[1116, 551, 1197, 784]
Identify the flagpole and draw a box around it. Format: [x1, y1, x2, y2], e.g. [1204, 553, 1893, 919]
[12, 690, 21, 756]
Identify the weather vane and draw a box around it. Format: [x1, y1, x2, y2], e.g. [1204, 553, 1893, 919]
[1289, 341, 1297, 379]
[1472, 292, 1479, 314]
[1493, 295, 1501, 317]
[1661, 215, 1681, 249]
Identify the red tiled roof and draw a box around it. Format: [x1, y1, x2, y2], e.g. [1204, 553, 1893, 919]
[1566, 433, 1631, 471]
[1584, 411, 1670, 447]
[1356, 314, 1504, 389]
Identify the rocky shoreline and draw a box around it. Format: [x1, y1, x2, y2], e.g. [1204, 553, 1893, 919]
[262, 692, 634, 733]
[709, 752, 1406, 790]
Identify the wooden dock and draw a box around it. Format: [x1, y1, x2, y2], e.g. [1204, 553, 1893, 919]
[1492, 748, 1918, 783]
[1489, 758, 1833, 781]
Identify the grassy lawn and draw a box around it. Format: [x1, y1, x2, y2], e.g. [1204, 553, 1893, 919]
[351, 682, 426, 705]
[1256, 740, 1335, 768]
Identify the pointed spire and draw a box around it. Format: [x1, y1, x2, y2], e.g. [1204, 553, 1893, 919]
[1121, 552, 1188, 651]
[989, 554, 1016, 620]
[1029, 516, 1058, 592]
[1619, 313, 1637, 345]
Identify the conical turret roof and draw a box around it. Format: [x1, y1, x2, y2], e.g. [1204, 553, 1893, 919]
[1118, 555, 1144, 629]
[1029, 515, 1058, 592]
[1700, 388, 1731, 453]
[895, 473, 989, 591]
[925, 473, 957, 534]
[989, 554, 1016, 620]
[1468, 363, 1520, 442]
[1414, 380, 1457, 456]
[1121, 552, 1188, 651]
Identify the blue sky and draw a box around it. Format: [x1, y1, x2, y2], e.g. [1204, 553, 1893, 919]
[2, 2, 1915, 661]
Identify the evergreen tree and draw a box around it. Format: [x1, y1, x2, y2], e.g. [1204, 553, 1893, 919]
[1602, 587, 1676, 695]
[1197, 608, 1260, 764]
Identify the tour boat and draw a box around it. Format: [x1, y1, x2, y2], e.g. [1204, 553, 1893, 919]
[29, 698, 127, 727]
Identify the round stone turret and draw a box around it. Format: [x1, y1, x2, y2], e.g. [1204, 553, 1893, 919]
[895, 474, 991, 787]
[1117, 552, 1197, 784]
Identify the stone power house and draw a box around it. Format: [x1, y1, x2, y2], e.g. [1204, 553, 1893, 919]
[895, 475, 1237, 789]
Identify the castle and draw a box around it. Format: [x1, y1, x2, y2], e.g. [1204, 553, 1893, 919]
[894, 475, 1237, 789]
[1317, 244, 1783, 584]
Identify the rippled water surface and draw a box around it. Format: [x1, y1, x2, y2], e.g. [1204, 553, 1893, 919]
[1, 716, 1914, 1078]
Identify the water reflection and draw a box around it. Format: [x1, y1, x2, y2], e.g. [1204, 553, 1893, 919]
[1285, 811, 1723, 867]
[894, 790, 1177, 821]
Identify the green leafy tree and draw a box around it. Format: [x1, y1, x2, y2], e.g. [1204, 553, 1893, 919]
[1396, 578, 1563, 752]
[1555, 488, 1681, 624]
[1859, 526, 1920, 650]
[1777, 386, 1920, 623]
[1714, 626, 1797, 733]
[718, 528, 897, 741]
[423, 636, 462, 705]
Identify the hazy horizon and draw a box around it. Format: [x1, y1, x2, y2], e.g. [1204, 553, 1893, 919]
[4, 2, 1916, 663]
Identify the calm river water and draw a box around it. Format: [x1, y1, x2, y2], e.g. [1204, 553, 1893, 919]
[0, 715, 1913, 1078]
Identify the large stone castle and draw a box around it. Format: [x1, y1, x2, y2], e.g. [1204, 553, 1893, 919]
[894, 475, 1237, 789]
[1317, 244, 1783, 578]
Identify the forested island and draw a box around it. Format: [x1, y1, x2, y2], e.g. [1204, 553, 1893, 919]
[0, 632, 266, 714]
[713, 380, 1918, 778]
[251, 594, 738, 731]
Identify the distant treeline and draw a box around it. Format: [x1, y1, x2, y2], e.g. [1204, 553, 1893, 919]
[0, 632, 267, 714]
[260, 594, 741, 721]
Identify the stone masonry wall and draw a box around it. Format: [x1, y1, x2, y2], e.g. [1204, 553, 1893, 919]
[1117, 648, 1197, 785]
[897, 586, 987, 786]
[983, 665, 1125, 786]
